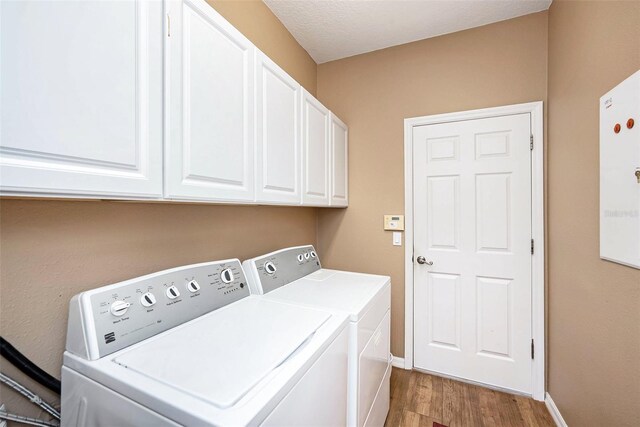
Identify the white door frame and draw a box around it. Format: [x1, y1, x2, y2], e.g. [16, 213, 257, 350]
[403, 101, 545, 401]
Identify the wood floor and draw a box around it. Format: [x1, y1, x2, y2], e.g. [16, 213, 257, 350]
[384, 368, 555, 427]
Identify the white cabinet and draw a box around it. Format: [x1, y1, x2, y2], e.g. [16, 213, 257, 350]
[0, 0, 163, 198]
[301, 90, 331, 206]
[1, 0, 347, 207]
[165, 0, 255, 202]
[255, 51, 302, 204]
[330, 114, 349, 207]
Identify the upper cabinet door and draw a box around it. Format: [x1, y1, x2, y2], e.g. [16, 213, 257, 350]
[255, 51, 302, 205]
[301, 90, 330, 206]
[165, 0, 255, 202]
[0, 0, 163, 198]
[330, 114, 349, 207]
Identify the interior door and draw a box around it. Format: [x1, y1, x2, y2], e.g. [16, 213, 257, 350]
[0, 0, 163, 198]
[413, 113, 533, 394]
[165, 0, 255, 202]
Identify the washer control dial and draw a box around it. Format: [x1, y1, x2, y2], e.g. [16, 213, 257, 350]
[297, 254, 305, 263]
[264, 261, 277, 275]
[187, 280, 200, 293]
[166, 285, 180, 299]
[110, 300, 130, 316]
[304, 252, 310, 260]
[140, 292, 156, 307]
[310, 250, 317, 258]
[220, 268, 234, 284]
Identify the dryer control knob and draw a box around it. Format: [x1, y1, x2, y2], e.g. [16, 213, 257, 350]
[310, 250, 317, 258]
[140, 292, 156, 307]
[264, 261, 277, 275]
[297, 254, 304, 263]
[220, 268, 234, 284]
[111, 300, 130, 316]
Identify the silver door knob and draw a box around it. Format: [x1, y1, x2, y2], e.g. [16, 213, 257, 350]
[416, 256, 433, 265]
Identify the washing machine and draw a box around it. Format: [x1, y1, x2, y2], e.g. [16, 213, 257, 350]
[243, 246, 391, 427]
[61, 258, 350, 426]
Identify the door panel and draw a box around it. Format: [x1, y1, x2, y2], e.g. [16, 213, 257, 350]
[166, 0, 254, 201]
[0, 0, 163, 198]
[428, 272, 461, 349]
[413, 113, 532, 394]
[476, 276, 512, 358]
[427, 176, 459, 249]
[255, 51, 301, 204]
[476, 173, 512, 252]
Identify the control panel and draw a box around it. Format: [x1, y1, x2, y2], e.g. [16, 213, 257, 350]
[242, 245, 321, 295]
[66, 259, 249, 360]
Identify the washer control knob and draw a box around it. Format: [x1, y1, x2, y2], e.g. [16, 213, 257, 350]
[220, 268, 234, 284]
[310, 250, 317, 258]
[166, 285, 180, 299]
[264, 261, 277, 275]
[304, 252, 310, 260]
[110, 300, 130, 316]
[187, 280, 200, 293]
[140, 292, 156, 307]
[297, 254, 304, 263]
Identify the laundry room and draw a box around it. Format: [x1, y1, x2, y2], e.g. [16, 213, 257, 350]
[0, 0, 639, 426]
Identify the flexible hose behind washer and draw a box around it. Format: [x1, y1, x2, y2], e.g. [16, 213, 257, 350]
[0, 336, 61, 394]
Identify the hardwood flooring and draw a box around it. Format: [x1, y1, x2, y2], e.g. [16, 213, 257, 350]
[384, 368, 555, 427]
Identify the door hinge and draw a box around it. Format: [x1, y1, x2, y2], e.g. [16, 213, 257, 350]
[531, 239, 534, 255]
[530, 135, 534, 150]
[531, 339, 535, 359]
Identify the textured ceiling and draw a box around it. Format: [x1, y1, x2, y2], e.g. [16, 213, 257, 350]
[263, 0, 552, 63]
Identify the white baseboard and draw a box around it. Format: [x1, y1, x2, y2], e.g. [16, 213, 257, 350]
[391, 355, 408, 369]
[545, 392, 568, 427]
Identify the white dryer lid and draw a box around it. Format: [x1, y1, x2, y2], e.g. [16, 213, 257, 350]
[112, 298, 329, 409]
[266, 269, 390, 321]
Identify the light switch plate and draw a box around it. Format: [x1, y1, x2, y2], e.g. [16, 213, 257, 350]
[384, 215, 405, 231]
[393, 232, 402, 246]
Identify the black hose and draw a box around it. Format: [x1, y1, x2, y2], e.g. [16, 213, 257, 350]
[0, 336, 61, 395]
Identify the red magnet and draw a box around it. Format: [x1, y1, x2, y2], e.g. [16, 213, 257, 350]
[627, 118, 635, 129]
[614, 123, 621, 133]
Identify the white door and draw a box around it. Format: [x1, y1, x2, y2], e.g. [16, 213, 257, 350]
[330, 114, 349, 207]
[255, 51, 301, 205]
[301, 90, 330, 206]
[413, 113, 533, 394]
[0, 0, 163, 198]
[165, 0, 255, 202]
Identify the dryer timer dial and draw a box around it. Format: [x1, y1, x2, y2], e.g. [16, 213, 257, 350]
[220, 268, 234, 284]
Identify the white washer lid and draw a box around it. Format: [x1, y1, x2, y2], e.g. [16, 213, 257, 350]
[266, 269, 390, 321]
[112, 297, 329, 409]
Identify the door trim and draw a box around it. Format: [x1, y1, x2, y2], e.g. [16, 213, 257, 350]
[403, 101, 545, 401]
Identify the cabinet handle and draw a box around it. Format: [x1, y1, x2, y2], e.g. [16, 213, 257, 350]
[167, 14, 171, 37]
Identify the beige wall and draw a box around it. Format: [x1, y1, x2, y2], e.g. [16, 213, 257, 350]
[3, 1, 639, 425]
[208, 0, 317, 96]
[316, 12, 549, 357]
[547, 1, 640, 425]
[0, 1, 317, 421]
